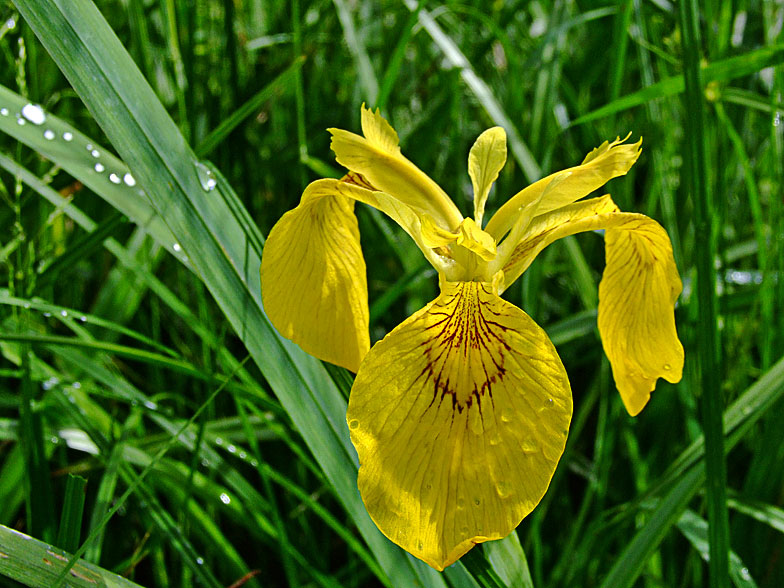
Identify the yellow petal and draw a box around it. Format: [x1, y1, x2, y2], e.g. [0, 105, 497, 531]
[260, 182, 369, 372]
[457, 217, 497, 261]
[485, 135, 642, 241]
[329, 105, 463, 230]
[347, 279, 572, 570]
[468, 127, 507, 226]
[420, 213, 460, 249]
[598, 219, 684, 415]
[494, 196, 683, 415]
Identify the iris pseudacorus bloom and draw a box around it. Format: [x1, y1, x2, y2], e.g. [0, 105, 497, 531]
[261, 105, 684, 570]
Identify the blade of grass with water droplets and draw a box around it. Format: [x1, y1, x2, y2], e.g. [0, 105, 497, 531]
[0, 84, 185, 264]
[0, 523, 144, 588]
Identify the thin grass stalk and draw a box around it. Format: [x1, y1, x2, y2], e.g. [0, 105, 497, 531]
[678, 1, 730, 586]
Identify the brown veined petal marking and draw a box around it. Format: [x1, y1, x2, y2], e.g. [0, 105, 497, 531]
[347, 280, 572, 570]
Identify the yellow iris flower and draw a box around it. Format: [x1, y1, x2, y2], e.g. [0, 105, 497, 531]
[260, 105, 684, 571]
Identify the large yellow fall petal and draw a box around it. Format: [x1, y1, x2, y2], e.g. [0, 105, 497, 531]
[329, 105, 463, 230]
[485, 136, 641, 241]
[347, 279, 572, 570]
[260, 183, 369, 372]
[494, 196, 683, 415]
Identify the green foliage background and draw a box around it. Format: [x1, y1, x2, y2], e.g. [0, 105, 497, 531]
[0, 1, 783, 587]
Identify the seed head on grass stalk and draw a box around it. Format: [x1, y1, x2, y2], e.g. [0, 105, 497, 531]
[260, 105, 684, 570]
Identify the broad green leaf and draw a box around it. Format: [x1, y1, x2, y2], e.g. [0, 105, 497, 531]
[0, 523, 144, 588]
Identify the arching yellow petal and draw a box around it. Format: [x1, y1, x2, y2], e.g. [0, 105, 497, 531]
[485, 135, 642, 241]
[492, 196, 683, 415]
[347, 279, 572, 570]
[329, 105, 463, 230]
[468, 127, 507, 226]
[260, 182, 369, 372]
[598, 219, 683, 415]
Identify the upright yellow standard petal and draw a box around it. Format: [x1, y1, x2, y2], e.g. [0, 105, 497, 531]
[493, 196, 683, 415]
[485, 136, 642, 241]
[468, 127, 507, 226]
[347, 279, 572, 570]
[260, 183, 369, 372]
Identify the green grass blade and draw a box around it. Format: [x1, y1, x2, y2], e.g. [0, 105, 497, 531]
[483, 533, 534, 588]
[0, 523, 144, 588]
[677, 510, 758, 588]
[331, 0, 378, 103]
[55, 474, 87, 554]
[680, 1, 730, 586]
[19, 344, 56, 543]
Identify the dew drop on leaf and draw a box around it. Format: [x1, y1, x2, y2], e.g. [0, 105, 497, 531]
[195, 161, 217, 191]
[21, 103, 46, 125]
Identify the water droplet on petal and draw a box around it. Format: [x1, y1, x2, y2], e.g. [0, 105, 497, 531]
[495, 482, 512, 498]
[62, 131, 73, 141]
[43, 129, 55, 140]
[489, 435, 502, 446]
[500, 408, 513, 423]
[94, 163, 105, 173]
[195, 161, 217, 191]
[109, 173, 121, 184]
[473, 498, 481, 506]
[521, 439, 539, 454]
[21, 103, 46, 125]
[348, 419, 360, 430]
[663, 363, 671, 370]
[417, 541, 424, 551]
[123, 173, 136, 186]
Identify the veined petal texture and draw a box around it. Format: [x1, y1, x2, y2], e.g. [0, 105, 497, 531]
[598, 217, 684, 415]
[347, 280, 572, 570]
[260, 183, 369, 372]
